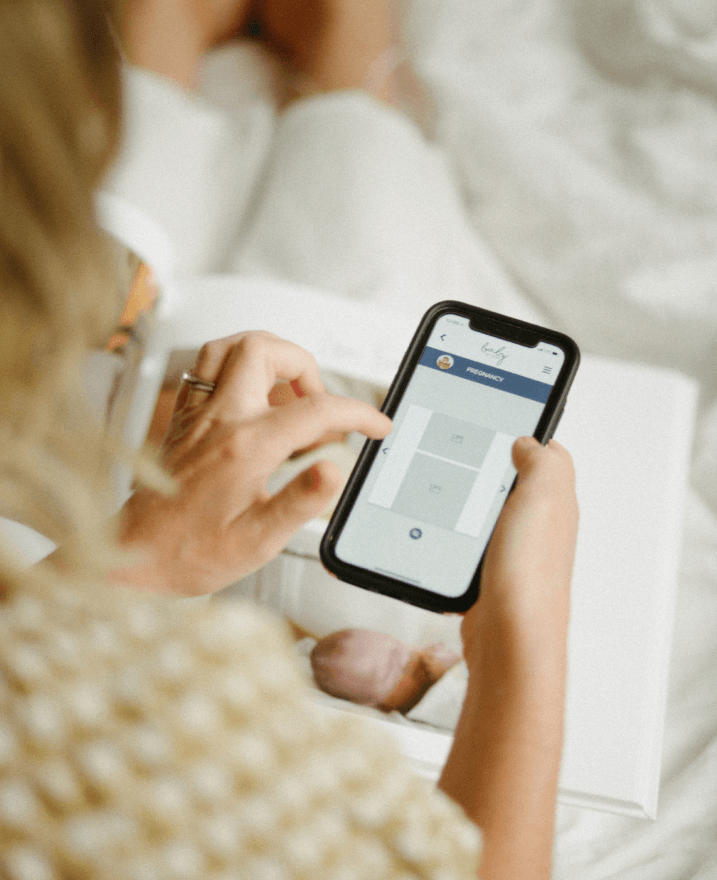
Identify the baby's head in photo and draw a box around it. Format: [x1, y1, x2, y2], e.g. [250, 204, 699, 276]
[310, 628, 461, 713]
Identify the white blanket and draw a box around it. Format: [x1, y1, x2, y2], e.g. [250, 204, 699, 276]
[406, 2, 717, 876]
[105, 2, 717, 874]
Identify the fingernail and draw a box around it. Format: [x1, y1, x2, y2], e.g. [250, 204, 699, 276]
[305, 465, 321, 491]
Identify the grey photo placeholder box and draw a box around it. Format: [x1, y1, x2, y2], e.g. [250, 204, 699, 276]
[391, 454, 476, 530]
[418, 414, 495, 468]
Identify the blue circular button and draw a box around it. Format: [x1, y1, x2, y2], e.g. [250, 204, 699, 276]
[409, 528, 422, 540]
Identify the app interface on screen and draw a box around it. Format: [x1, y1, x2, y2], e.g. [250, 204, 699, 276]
[335, 313, 566, 598]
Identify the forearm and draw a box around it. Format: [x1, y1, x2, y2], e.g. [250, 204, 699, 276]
[438, 611, 567, 880]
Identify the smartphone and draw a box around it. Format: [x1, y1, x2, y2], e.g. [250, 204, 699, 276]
[320, 301, 580, 613]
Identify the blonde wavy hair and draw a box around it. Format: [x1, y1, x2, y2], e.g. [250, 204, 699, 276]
[0, 0, 157, 589]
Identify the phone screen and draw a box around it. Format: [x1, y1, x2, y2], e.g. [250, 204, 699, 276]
[333, 312, 567, 600]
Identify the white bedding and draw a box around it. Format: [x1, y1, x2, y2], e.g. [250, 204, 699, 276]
[104, 1, 717, 874]
[403, 1, 717, 876]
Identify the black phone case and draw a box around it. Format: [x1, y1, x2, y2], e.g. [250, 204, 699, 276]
[320, 301, 580, 613]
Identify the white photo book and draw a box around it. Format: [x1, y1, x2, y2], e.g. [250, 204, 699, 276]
[114, 272, 694, 820]
[97, 195, 698, 819]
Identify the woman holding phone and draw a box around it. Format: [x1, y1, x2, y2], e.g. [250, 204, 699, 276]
[0, 2, 577, 877]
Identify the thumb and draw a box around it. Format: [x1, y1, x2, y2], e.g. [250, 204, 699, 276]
[511, 435, 542, 471]
[509, 436, 577, 507]
[254, 459, 345, 556]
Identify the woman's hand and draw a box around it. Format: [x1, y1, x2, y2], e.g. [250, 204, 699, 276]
[440, 436, 578, 880]
[116, 332, 391, 596]
[461, 436, 579, 667]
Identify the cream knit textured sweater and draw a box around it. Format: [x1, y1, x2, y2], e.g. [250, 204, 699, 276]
[0, 580, 481, 879]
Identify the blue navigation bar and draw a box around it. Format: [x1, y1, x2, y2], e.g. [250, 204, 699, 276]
[419, 346, 553, 403]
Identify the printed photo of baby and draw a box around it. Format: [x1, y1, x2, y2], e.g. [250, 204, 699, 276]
[295, 628, 468, 732]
